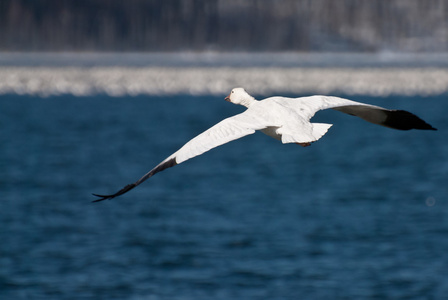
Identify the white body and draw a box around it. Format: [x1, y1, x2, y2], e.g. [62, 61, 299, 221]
[170, 93, 383, 164]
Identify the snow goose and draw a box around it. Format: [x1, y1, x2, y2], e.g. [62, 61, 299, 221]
[93, 87, 436, 202]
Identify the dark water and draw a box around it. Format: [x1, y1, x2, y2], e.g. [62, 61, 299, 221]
[1, 93, 447, 299]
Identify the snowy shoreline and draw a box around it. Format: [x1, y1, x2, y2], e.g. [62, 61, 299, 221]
[1, 66, 447, 97]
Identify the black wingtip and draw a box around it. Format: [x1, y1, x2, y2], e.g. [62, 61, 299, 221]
[91, 193, 115, 203]
[91, 183, 137, 203]
[384, 110, 437, 131]
[415, 119, 437, 131]
[91, 157, 178, 203]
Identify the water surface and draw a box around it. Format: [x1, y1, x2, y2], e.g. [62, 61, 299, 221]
[0, 93, 446, 299]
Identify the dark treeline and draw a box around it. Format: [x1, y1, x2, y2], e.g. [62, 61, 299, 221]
[1, 0, 447, 52]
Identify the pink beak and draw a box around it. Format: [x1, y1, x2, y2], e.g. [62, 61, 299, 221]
[225, 94, 231, 102]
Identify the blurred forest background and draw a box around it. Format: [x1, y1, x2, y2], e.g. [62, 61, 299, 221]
[1, 0, 447, 52]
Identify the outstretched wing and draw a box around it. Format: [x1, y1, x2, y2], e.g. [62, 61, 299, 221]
[93, 111, 267, 202]
[278, 95, 436, 131]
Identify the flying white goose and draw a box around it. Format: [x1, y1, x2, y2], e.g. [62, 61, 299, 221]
[93, 88, 436, 202]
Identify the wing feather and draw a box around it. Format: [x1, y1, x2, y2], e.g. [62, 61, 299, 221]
[93, 111, 267, 202]
[278, 96, 436, 130]
[173, 111, 267, 163]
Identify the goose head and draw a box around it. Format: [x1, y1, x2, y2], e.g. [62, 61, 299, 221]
[225, 87, 256, 108]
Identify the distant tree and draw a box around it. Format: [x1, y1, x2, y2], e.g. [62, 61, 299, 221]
[0, 0, 447, 52]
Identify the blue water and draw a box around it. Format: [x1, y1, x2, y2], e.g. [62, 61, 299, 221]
[1, 93, 447, 299]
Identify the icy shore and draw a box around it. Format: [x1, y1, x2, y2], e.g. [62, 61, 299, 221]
[1, 66, 447, 97]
